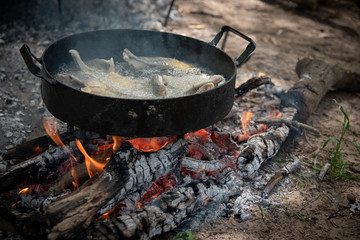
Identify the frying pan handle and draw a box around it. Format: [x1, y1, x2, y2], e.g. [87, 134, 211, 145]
[19, 44, 57, 86]
[209, 26, 256, 67]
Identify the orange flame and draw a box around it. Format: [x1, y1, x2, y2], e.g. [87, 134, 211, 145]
[76, 136, 124, 178]
[258, 72, 267, 77]
[19, 187, 29, 194]
[128, 137, 173, 152]
[76, 139, 108, 178]
[268, 106, 282, 119]
[43, 117, 79, 189]
[235, 111, 268, 142]
[241, 111, 253, 136]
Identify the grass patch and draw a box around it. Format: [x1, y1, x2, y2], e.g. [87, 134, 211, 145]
[172, 230, 195, 240]
[285, 208, 311, 226]
[258, 205, 266, 219]
[319, 100, 352, 178]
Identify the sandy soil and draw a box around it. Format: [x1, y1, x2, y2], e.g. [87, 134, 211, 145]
[165, 0, 360, 239]
[1, 0, 360, 239]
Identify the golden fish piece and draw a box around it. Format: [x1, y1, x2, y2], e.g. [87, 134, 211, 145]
[161, 74, 225, 97]
[65, 50, 166, 98]
[82, 72, 167, 98]
[69, 49, 115, 74]
[150, 74, 167, 97]
[194, 82, 215, 94]
[123, 48, 194, 70]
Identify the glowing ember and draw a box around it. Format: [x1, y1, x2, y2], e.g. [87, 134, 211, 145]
[128, 136, 174, 152]
[98, 201, 126, 220]
[184, 129, 211, 144]
[204, 197, 211, 205]
[136, 174, 176, 208]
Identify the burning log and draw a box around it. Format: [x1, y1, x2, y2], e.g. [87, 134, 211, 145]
[45, 139, 188, 240]
[0, 146, 70, 194]
[68, 173, 238, 240]
[2, 132, 75, 161]
[48, 162, 88, 195]
[236, 107, 297, 177]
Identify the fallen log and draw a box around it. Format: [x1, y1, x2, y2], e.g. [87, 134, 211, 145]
[284, 57, 360, 121]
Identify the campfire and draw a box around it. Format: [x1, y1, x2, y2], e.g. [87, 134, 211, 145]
[0, 73, 301, 239]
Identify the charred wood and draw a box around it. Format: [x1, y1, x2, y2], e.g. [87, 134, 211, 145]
[48, 162, 88, 195]
[49, 146, 116, 195]
[254, 118, 321, 135]
[2, 132, 75, 161]
[234, 75, 273, 100]
[232, 124, 267, 142]
[261, 159, 301, 198]
[235, 108, 296, 177]
[181, 157, 227, 173]
[84, 177, 233, 240]
[0, 146, 69, 193]
[45, 140, 188, 240]
[237, 125, 290, 177]
[284, 57, 360, 121]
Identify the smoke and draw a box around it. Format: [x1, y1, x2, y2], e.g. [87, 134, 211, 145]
[0, 0, 174, 40]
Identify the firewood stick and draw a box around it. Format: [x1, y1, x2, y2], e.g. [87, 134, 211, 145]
[261, 159, 301, 198]
[234, 75, 273, 99]
[48, 163, 88, 195]
[318, 162, 331, 181]
[254, 118, 321, 135]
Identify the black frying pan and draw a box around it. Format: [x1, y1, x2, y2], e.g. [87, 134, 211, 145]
[20, 26, 255, 137]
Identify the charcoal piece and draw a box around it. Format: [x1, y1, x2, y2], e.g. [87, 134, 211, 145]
[0, 146, 69, 193]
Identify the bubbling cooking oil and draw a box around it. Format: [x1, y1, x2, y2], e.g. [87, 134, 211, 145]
[55, 59, 225, 99]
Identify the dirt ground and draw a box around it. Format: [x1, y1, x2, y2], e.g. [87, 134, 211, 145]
[1, 0, 360, 239]
[168, 0, 360, 239]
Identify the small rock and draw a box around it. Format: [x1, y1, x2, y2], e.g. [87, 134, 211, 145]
[42, 40, 51, 45]
[5, 144, 14, 150]
[30, 100, 36, 107]
[347, 193, 357, 204]
[0, 72, 6, 81]
[5, 132, 13, 137]
[261, 224, 270, 233]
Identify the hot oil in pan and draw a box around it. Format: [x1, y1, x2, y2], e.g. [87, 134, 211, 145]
[55, 56, 226, 99]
